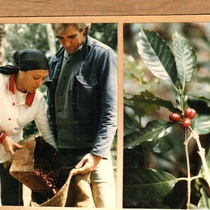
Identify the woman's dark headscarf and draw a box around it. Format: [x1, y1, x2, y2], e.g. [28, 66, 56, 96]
[0, 49, 49, 75]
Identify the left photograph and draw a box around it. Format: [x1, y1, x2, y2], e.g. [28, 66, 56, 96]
[0, 23, 118, 208]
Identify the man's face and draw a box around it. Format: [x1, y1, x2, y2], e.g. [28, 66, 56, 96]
[56, 25, 86, 55]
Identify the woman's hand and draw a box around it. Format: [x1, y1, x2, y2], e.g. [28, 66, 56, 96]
[72, 153, 102, 175]
[2, 136, 22, 156]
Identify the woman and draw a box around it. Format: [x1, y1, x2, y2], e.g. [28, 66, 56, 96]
[0, 49, 57, 206]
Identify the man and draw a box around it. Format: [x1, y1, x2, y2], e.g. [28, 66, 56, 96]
[46, 23, 117, 207]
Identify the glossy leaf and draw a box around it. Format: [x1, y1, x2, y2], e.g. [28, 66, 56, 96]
[188, 90, 210, 101]
[198, 188, 210, 209]
[199, 150, 210, 193]
[124, 91, 160, 117]
[123, 167, 178, 205]
[198, 152, 210, 209]
[124, 112, 139, 136]
[136, 28, 177, 85]
[172, 32, 197, 90]
[150, 135, 174, 153]
[199, 151, 210, 183]
[128, 91, 181, 114]
[194, 114, 210, 135]
[124, 120, 173, 149]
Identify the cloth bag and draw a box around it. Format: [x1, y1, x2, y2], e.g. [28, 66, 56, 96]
[10, 135, 94, 207]
[31, 169, 94, 207]
[10, 135, 62, 192]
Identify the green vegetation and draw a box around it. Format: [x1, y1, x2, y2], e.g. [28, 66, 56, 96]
[124, 23, 210, 209]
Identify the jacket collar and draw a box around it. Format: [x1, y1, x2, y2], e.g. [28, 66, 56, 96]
[7, 74, 36, 106]
[55, 35, 92, 60]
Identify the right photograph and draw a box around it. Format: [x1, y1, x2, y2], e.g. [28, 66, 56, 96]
[123, 23, 210, 209]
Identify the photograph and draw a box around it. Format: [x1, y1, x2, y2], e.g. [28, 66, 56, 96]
[0, 1, 210, 209]
[123, 22, 210, 209]
[0, 22, 118, 208]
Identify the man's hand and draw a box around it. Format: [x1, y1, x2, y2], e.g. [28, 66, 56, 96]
[2, 136, 22, 156]
[72, 153, 102, 175]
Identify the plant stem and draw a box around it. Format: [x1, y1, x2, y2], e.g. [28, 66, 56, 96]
[179, 92, 186, 117]
[184, 130, 192, 209]
[178, 174, 201, 182]
[189, 127, 210, 188]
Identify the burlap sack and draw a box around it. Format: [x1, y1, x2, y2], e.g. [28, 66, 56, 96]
[10, 135, 62, 191]
[31, 169, 95, 207]
[9, 135, 95, 207]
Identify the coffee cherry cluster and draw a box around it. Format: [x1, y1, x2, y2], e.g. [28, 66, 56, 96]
[169, 107, 196, 128]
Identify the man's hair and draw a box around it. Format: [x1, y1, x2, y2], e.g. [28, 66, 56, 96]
[52, 23, 91, 35]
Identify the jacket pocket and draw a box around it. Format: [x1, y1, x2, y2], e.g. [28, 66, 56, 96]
[75, 74, 98, 103]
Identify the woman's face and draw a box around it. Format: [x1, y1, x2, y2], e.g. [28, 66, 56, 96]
[17, 69, 48, 93]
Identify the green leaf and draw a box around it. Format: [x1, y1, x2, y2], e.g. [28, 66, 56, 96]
[124, 120, 173, 149]
[129, 91, 181, 114]
[198, 188, 210, 208]
[124, 113, 139, 136]
[172, 32, 197, 90]
[136, 28, 177, 85]
[188, 90, 210, 101]
[194, 114, 210, 135]
[199, 151, 210, 180]
[124, 54, 145, 83]
[124, 91, 160, 117]
[123, 167, 178, 205]
[151, 135, 174, 153]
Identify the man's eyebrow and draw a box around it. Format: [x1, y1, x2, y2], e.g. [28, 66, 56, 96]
[56, 34, 77, 39]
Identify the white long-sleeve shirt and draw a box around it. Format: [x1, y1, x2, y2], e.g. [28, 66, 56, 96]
[0, 73, 57, 163]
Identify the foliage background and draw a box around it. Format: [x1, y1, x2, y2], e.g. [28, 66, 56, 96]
[123, 23, 210, 208]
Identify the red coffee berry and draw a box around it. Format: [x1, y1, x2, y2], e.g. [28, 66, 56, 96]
[169, 113, 181, 122]
[184, 108, 196, 119]
[182, 118, 191, 127]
